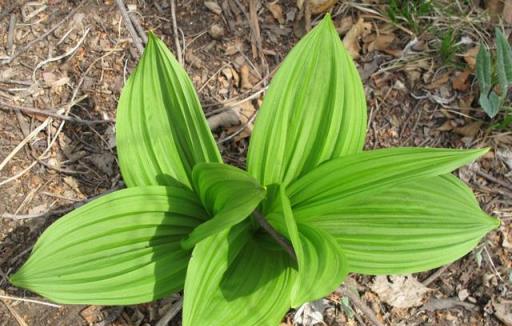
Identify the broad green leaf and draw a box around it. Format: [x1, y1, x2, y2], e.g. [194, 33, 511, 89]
[10, 186, 207, 305]
[495, 28, 512, 97]
[480, 92, 501, 118]
[288, 147, 488, 214]
[247, 14, 367, 187]
[116, 33, 221, 188]
[476, 43, 492, 96]
[181, 163, 266, 249]
[277, 187, 347, 307]
[303, 175, 499, 274]
[183, 222, 296, 326]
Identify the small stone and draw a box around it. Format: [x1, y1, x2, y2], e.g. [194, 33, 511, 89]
[208, 23, 225, 40]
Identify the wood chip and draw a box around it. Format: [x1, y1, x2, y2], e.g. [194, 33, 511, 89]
[204, 1, 222, 15]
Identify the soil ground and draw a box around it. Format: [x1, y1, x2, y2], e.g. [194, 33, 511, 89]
[0, 0, 511, 325]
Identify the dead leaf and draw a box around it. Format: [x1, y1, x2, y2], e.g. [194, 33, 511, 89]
[371, 275, 430, 308]
[425, 72, 450, 90]
[267, 1, 284, 24]
[89, 152, 116, 176]
[493, 299, 512, 325]
[310, 0, 337, 14]
[464, 46, 480, 70]
[453, 121, 483, 138]
[240, 64, 253, 89]
[343, 18, 372, 59]
[437, 120, 456, 131]
[452, 70, 471, 92]
[204, 1, 222, 15]
[292, 299, 329, 326]
[504, 0, 512, 24]
[80, 306, 102, 324]
[229, 101, 256, 141]
[336, 16, 353, 35]
[368, 33, 395, 52]
[496, 149, 512, 170]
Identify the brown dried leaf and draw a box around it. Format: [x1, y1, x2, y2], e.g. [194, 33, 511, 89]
[452, 70, 471, 92]
[426, 73, 450, 90]
[453, 121, 483, 138]
[240, 64, 253, 89]
[464, 46, 480, 70]
[371, 276, 430, 308]
[343, 18, 372, 59]
[267, 1, 285, 24]
[368, 33, 395, 52]
[311, 0, 337, 14]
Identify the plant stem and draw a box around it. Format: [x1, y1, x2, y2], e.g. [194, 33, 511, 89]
[253, 211, 297, 261]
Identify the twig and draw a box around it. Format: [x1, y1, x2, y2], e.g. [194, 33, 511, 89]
[7, 14, 16, 56]
[0, 100, 113, 125]
[338, 285, 385, 326]
[422, 264, 451, 286]
[129, 11, 148, 44]
[0, 295, 61, 308]
[32, 27, 91, 82]
[115, 0, 144, 55]
[477, 170, 512, 192]
[1, 300, 28, 326]
[2, 0, 87, 64]
[170, 0, 183, 64]
[155, 297, 183, 326]
[253, 211, 297, 260]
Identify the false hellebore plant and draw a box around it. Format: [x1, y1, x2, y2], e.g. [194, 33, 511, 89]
[11, 15, 498, 325]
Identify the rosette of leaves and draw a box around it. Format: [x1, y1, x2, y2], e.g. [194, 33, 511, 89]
[11, 15, 499, 325]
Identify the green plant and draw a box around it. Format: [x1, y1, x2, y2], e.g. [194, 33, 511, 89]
[438, 28, 459, 66]
[10, 15, 498, 325]
[477, 28, 512, 122]
[387, 0, 433, 34]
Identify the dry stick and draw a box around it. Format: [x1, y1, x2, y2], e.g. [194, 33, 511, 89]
[0, 295, 61, 308]
[1, 300, 28, 326]
[2, 0, 87, 64]
[338, 285, 385, 326]
[422, 264, 451, 286]
[155, 297, 183, 326]
[115, 0, 144, 55]
[477, 170, 512, 192]
[129, 12, 148, 44]
[0, 100, 113, 125]
[7, 14, 16, 56]
[32, 28, 91, 82]
[170, 0, 183, 65]
[253, 211, 297, 261]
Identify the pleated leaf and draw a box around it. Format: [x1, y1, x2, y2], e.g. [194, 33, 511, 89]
[247, 14, 367, 187]
[181, 163, 266, 249]
[116, 33, 221, 188]
[183, 222, 296, 326]
[277, 187, 347, 307]
[304, 175, 499, 274]
[10, 186, 208, 304]
[288, 147, 488, 214]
